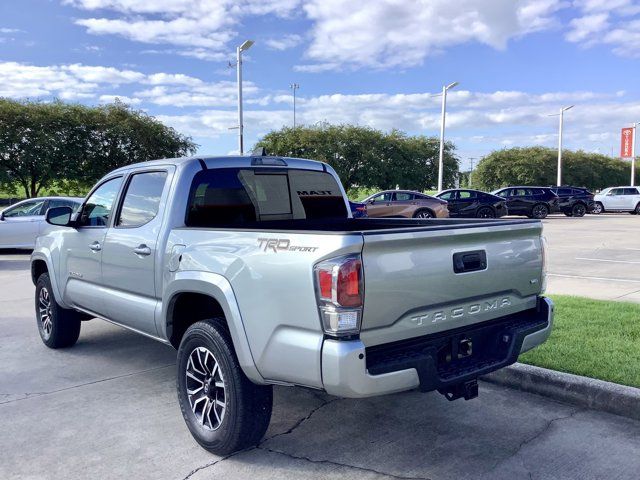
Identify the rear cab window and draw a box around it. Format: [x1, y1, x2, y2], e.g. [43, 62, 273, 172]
[186, 168, 348, 227]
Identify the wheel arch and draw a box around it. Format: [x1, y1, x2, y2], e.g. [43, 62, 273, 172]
[412, 207, 435, 218]
[162, 272, 265, 385]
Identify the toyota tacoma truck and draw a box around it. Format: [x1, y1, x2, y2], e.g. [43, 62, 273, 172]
[31, 154, 553, 455]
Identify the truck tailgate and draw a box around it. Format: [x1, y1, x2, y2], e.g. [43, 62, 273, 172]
[360, 220, 544, 346]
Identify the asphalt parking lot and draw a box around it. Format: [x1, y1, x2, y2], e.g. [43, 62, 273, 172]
[2, 214, 640, 480]
[542, 214, 640, 302]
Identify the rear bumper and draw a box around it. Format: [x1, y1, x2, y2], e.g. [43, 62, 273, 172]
[321, 296, 553, 398]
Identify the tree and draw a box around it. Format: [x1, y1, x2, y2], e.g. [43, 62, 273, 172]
[0, 99, 197, 198]
[472, 146, 638, 192]
[254, 124, 458, 191]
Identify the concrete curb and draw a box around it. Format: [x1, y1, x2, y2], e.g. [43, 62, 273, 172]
[482, 363, 640, 421]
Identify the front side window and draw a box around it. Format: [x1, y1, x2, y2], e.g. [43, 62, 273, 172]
[3, 200, 45, 218]
[186, 168, 348, 227]
[609, 188, 623, 196]
[438, 192, 453, 200]
[117, 171, 167, 227]
[80, 177, 123, 227]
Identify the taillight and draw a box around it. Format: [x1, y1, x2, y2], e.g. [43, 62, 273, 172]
[314, 255, 363, 336]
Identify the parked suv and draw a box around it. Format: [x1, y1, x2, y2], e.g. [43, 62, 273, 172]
[363, 190, 449, 218]
[549, 186, 594, 217]
[592, 186, 640, 214]
[491, 187, 559, 219]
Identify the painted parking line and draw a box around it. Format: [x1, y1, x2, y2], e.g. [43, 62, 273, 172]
[575, 257, 640, 265]
[548, 273, 640, 283]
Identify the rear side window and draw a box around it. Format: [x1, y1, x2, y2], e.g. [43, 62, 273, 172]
[117, 171, 167, 227]
[186, 168, 348, 227]
[458, 190, 477, 199]
[557, 188, 572, 195]
[394, 192, 413, 201]
[623, 188, 639, 195]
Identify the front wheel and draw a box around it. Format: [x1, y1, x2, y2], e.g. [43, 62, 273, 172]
[35, 273, 81, 348]
[476, 207, 495, 218]
[591, 202, 604, 214]
[531, 204, 549, 219]
[413, 209, 434, 219]
[633, 203, 640, 215]
[177, 319, 273, 455]
[571, 203, 587, 217]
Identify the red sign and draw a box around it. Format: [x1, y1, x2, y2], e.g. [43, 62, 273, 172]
[621, 127, 634, 158]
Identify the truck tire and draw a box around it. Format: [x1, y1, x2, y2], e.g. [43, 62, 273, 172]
[591, 202, 604, 214]
[35, 273, 81, 348]
[531, 204, 549, 219]
[176, 319, 273, 455]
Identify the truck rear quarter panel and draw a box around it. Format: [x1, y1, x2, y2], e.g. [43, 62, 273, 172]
[165, 229, 363, 388]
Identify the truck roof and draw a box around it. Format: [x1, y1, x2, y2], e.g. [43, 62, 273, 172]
[109, 155, 327, 175]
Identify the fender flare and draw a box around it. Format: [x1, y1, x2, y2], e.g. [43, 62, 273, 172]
[30, 251, 71, 309]
[161, 271, 265, 385]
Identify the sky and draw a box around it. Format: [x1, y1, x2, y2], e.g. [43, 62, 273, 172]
[1, 0, 639, 170]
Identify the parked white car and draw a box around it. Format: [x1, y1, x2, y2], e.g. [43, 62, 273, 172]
[0, 197, 83, 249]
[592, 186, 640, 215]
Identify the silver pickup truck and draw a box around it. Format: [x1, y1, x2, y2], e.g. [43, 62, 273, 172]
[31, 154, 553, 455]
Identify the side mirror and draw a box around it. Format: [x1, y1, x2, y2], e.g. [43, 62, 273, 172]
[606, 192, 614, 196]
[368, 199, 375, 205]
[46, 206, 74, 227]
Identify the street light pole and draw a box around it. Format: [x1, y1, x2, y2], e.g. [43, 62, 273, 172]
[290, 83, 299, 128]
[437, 81, 458, 192]
[552, 105, 574, 186]
[235, 40, 254, 155]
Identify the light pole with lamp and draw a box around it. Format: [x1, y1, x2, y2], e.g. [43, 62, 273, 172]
[235, 40, 254, 155]
[435, 82, 459, 192]
[549, 105, 574, 186]
[290, 83, 299, 128]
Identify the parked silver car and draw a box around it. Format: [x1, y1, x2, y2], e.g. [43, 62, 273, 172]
[0, 197, 83, 249]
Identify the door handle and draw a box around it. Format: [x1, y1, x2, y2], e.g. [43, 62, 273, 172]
[89, 242, 101, 252]
[133, 245, 152, 256]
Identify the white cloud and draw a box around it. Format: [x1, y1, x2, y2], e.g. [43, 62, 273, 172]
[566, 0, 640, 55]
[264, 34, 302, 50]
[65, 0, 301, 60]
[299, 0, 565, 70]
[98, 94, 142, 104]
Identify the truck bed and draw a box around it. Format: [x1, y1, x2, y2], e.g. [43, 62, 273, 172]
[179, 217, 540, 234]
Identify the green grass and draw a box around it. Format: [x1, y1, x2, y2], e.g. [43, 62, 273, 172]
[520, 295, 640, 388]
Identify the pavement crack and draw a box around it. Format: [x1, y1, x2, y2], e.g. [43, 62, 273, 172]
[257, 446, 431, 480]
[487, 407, 585, 476]
[260, 396, 339, 443]
[0, 363, 175, 405]
[181, 448, 252, 480]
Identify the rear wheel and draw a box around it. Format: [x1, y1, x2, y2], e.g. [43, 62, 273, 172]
[633, 203, 640, 215]
[176, 319, 273, 455]
[571, 203, 587, 217]
[35, 273, 81, 348]
[531, 204, 549, 219]
[476, 207, 495, 218]
[413, 209, 434, 219]
[591, 202, 604, 214]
